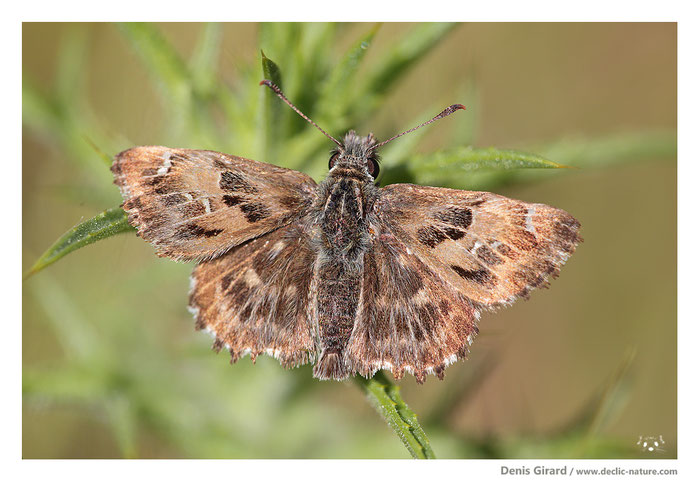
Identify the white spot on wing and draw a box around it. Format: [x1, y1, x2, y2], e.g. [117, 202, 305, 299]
[525, 207, 536, 233]
[269, 240, 285, 259]
[157, 151, 173, 175]
[244, 268, 262, 287]
[202, 198, 211, 213]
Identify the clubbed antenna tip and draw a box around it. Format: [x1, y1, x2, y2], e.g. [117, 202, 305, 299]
[372, 103, 467, 150]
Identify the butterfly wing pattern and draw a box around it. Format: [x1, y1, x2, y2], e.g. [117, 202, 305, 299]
[113, 138, 580, 383]
[345, 184, 581, 382]
[112, 146, 317, 261]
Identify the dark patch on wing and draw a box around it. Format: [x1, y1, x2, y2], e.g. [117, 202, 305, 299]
[476, 245, 503, 266]
[222, 194, 243, 207]
[417, 225, 448, 248]
[392, 259, 424, 297]
[417, 303, 438, 338]
[220, 273, 233, 291]
[141, 168, 158, 176]
[162, 193, 188, 206]
[451, 265, 492, 284]
[219, 171, 258, 193]
[176, 223, 224, 239]
[144, 175, 164, 187]
[443, 227, 466, 240]
[240, 202, 270, 223]
[494, 242, 517, 259]
[154, 183, 175, 195]
[435, 207, 472, 229]
[279, 195, 301, 209]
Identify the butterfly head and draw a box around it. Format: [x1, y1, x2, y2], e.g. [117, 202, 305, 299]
[328, 131, 380, 179]
[259, 79, 465, 183]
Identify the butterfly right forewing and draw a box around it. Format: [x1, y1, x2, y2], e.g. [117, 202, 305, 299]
[376, 184, 582, 308]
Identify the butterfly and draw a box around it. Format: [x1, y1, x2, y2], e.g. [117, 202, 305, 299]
[111, 80, 581, 383]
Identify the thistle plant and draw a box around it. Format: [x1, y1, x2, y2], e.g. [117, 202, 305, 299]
[23, 23, 676, 459]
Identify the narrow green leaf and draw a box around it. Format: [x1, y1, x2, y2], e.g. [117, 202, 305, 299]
[452, 129, 678, 192]
[316, 23, 381, 125]
[259, 51, 284, 162]
[23, 77, 114, 176]
[22, 76, 61, 140]
[355, 372, 436, 459]
[25, 207, 134, 279]
[190, 22, 222, 96]
[383, 146, 568, 186]
[289, 22, 336, 128]
[55, 26, 90, 104]
[118, 22, 191, 104]
[537, 130, 677, 169]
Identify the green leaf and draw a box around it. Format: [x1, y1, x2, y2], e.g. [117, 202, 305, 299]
[355, 372, 436, 459]
[316, 23, 381, 125]
[258, 51, 284, 162]
[118, 23, 191, 105]
[25, 207, 134, 279]
[190, 23, 222, 96]
[383, 146, 569, 186]
[537, 130, 677, 168]
[456, 129, 678, 192]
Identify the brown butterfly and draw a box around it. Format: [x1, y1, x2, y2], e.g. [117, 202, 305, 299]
[111, 80, 581, 383]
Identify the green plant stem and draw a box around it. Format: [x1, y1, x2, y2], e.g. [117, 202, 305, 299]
[354, 371, 436, 459]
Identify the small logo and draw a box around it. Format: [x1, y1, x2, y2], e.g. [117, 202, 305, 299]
[637, 435, 665, 453]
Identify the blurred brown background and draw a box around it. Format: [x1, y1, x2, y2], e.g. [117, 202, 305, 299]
[22, 23, 676, 458]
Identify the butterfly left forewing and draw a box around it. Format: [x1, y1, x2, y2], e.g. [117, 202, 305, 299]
[376, 184, 582, 308]
[112, 146, 317, 261]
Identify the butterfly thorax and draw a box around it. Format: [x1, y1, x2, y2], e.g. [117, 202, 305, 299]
[315, 131, 380, 260]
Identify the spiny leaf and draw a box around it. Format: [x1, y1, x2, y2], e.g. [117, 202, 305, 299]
[415, 146, 570, 171]
[383, 146, 569, 186]
[25, 207, 134, 279]
[454, 129, 678, 192]
[355, 372, 436, 459]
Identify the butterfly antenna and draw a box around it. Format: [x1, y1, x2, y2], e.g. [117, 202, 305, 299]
[372, 104, 466, 150]
[260, 80, 342, 148]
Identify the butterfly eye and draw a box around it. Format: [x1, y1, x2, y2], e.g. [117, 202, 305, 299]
[328, 152, 340, 170]
[367, 158, 380, 178]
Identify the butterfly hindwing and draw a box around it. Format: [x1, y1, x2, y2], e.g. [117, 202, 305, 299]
[112, 146, 317, 261]
[346, 226, 479, 383]
[189, 221, 318, 368]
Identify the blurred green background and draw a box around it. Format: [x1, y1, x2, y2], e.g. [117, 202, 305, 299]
[22, 23, 676, 458]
